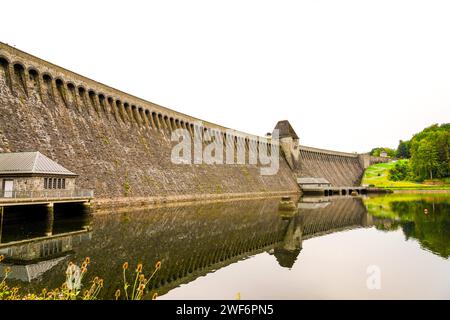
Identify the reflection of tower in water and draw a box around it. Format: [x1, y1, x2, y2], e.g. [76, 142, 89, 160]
[272, 196, 371, 269]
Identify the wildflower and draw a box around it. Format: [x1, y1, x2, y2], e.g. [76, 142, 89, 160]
[84, 257, 91, 264]
[155, 261, 162, 270]
[81, 267, 87, 274]
[139, 274, 145, 282]
[123, 262, 129, 270]
[81, 262, 88, 269]
[152, 292, 158, 300]
[136, 263, 143, 273]
[4, 267, 11, 275]
[93, 277, 99, 284]
[0, 255, 4, 262]
[115, 289, 121, 300]
[98, 279, 104, 288]
[65, 264, 82, 291]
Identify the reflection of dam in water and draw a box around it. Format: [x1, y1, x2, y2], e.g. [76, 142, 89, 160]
[123, 197, 371, 296]
[0, 197, 371, 298]
[300, 196, 372, 239]
[0, 205, 93, 282]
[0, 230, 92, 282]
[274, 197, 371, 268]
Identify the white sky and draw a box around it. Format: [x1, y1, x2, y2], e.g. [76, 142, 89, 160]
[1, 0, 449, 153]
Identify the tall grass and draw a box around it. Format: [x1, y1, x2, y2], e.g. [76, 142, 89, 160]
[0, 255, 160, 300]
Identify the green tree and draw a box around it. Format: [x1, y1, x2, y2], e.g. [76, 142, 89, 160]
[411, 139, 440, 180]
[396, 140, 411, 159]
[409, 123, 450, 180]
[388, 160, 411, 181]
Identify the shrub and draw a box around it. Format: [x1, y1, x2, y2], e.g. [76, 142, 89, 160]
[388, 160, 411, 181]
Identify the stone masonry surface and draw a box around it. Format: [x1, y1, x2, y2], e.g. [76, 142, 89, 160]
[0, 43, 299, 202]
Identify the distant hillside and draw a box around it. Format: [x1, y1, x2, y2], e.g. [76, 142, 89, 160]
[362, 161, 450, 190]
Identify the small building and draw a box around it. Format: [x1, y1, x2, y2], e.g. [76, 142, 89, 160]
[0, 152, 77, 198]
[297, 177, 332, 188]
[380, 151, 388, 158]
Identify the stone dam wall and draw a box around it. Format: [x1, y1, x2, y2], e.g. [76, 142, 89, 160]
[297, 145, 365, 186]
[0, 43, 299, 202]
[0, 43, 389, 202]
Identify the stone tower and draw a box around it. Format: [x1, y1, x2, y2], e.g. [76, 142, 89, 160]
[273, 120, 300, 170]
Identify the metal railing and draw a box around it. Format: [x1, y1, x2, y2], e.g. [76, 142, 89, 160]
[0, 189, 94, 200]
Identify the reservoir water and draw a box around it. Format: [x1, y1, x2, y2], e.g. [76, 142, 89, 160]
[0, 193, 449, 299]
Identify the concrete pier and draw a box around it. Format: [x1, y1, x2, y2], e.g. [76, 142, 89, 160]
[301, 186, 369, 196]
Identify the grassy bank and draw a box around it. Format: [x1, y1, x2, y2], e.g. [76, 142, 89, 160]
[362, 162, 450, 190]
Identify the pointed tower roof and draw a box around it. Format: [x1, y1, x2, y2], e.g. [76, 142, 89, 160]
[0, 152, 76, 176]
[273, 120, 299, 139]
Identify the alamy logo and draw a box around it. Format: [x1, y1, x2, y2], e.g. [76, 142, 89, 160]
[170, 122, 280, 176]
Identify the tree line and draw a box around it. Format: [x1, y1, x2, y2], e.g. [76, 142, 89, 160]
[371, 123, 450, 181]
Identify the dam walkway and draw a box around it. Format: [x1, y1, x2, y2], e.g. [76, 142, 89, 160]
[0, 189, 94, 207]
[297, 177, 368, 196]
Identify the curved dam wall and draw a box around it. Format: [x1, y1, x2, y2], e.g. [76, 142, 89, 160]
[297, 145, 365, 186]
[0, 43, 299, 202]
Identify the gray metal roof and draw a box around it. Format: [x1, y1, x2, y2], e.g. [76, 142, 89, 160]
[297, 177, 331, 185]
[0, 152, 76, 176]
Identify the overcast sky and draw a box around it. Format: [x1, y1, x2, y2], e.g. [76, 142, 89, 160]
[1, 0, 449, 153]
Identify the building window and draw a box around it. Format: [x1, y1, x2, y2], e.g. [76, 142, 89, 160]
[44, 177, 67, 189]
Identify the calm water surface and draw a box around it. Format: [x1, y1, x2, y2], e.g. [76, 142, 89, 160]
[0, 193, 449, 299]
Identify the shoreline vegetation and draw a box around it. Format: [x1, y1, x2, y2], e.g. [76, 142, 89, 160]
[0, 255, 161, 300]
[364, 123, 449, 192]
[362, 161, 450, 191]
